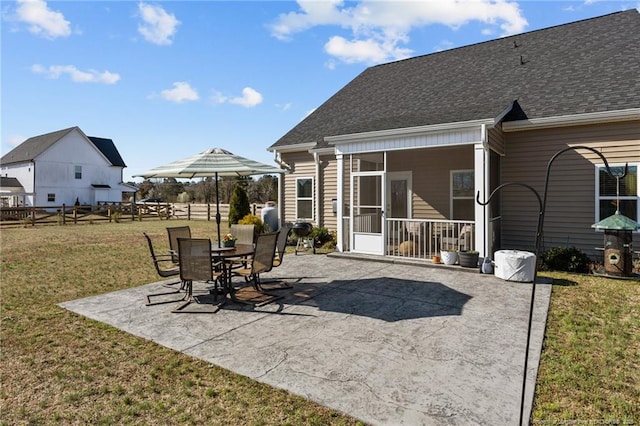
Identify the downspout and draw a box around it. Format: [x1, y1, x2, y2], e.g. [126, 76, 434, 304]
[273, 150, 289, 227]
[481, 124, 490, 257]
[313, 151, 321, 227]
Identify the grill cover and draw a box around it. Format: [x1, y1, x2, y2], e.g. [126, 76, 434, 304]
[494, 250, 536, 282]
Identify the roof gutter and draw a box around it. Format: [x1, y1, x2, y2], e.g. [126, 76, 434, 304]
[267, 142, 316, 153]
[325, 118, 496, 145]
[502, 108, 640, 132]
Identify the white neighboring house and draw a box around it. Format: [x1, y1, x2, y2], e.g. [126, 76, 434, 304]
[0, 126, 137, 207]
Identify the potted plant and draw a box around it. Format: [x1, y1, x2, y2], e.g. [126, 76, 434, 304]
[222, 233, 237, 248]
[440, 249, 458, 265]
[458, 250, 479, 268]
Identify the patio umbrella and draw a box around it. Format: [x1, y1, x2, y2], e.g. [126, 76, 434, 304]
[134, 148, 284, 246]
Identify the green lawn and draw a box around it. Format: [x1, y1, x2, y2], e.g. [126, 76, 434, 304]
[1, 220, 638, 424]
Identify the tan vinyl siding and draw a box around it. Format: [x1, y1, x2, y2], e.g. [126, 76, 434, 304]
[387, 146, 473, 219]
[500, 121, 640, 258]
[488, 127, 506, 155]
[281, 152, 315, 225]
[319, 155, 337, 230]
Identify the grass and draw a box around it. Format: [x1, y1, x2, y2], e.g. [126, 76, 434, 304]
[0, 220, 362, 425]
[533, 271, 639, 422]
[1, 220, 638, 424]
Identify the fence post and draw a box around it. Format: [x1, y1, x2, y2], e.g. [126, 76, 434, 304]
[131, 202, 135, 222]
[207, 203, 211, 221]
[62, 204, 66, 225]
[108, 206, 112, 222]
[187, 204, 191, 220]
[31, 207, 36, 226]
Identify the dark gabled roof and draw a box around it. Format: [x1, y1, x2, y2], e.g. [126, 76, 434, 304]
[0, 177, 23, 188]
[88, 136, 127, 167]
[0, 127, 76, 164]
[0, 126, 127, 168]
[270, 10, 640, 150]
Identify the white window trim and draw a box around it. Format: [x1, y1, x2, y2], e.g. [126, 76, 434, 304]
[594, 162, 639, 226]
[75, 165, 82, 179]
[296, 176, 314, 221]
[450, 169, 474, 219]
[47, 193, 55, 202]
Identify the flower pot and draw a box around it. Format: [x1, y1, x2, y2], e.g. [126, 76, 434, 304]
[458, 251, 479, 268]
[440, 250, 458, 265]
[223, 240, 236, 248]
[431, 255, 441, 264]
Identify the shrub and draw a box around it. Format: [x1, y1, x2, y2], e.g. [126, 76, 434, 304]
[310, 226, 334, 246]
[540, 246, 591, 273]
[228, 184, 250, 225]
[238, 214, 265, 235]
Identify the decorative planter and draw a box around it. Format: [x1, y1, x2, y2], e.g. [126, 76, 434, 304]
[431, 255, 441, 264]
[440, 250, 458, 265]
[458, 251, 479, 268]
[223, 240, 236, 248]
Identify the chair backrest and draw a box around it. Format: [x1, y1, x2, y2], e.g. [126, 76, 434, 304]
[167, 226, 191, 262]
[143, 232, 179, 278]
[230, 224, 255, 245]
[274, 223, 293, 266]
[251, 232, 279, 275]
[177, 238, 212, 282]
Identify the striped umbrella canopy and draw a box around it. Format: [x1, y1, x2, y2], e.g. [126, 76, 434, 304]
[134, 148, 284, 246]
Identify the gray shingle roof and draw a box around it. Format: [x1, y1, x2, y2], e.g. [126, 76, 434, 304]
[1, 127, 76, 164]
[0, 126, 126, 167]
[0, 177, 23, 188]
[270, 10, 640, 150]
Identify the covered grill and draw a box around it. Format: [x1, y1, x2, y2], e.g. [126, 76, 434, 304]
[592, 211, 639, 277]
[293, 222, 315, 255]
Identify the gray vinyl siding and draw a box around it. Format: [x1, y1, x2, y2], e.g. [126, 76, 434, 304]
[387, 146, 474, 219]
[500, 121, 640, 258]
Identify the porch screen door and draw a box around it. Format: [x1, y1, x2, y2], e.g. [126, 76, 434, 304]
[351, 171, 385, 255]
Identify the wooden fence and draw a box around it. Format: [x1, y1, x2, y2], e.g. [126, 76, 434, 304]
[1, 202, 265, 227]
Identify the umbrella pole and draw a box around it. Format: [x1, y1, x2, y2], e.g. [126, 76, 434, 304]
[215, 172, 222, 247]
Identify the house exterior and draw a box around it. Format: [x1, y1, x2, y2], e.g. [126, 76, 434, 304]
[0, 126, 136, 207]
[268, 10, 640, 261]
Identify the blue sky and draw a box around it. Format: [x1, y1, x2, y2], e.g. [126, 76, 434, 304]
[2, 0, 638, 182]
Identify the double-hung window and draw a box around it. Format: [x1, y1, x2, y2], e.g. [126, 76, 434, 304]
[75, 165, 82, 179]
[296, 177, 314, 221]
[596, 163, 638, 224]
[451, 170, 474, 220]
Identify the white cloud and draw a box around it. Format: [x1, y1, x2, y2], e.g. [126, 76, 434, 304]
[276, 102, 292, 112]
[270, 0, 528, 65]
[137, 2, 180, 45]
[160, 82, 199, 103]
[31, 64, 120, 84]
[229, 87, 263, 108]
[8, 134, 27, 148]
[15, 0, 71, 39]
[325, 35, 412, 64]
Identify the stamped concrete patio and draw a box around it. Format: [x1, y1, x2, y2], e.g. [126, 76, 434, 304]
[60, 252, 551, 425]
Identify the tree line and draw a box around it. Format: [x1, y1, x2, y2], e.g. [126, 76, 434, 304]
[130, 175, 278, 204]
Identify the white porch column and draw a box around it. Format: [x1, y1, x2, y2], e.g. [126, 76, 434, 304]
[336, 153, 344, 252]
[474, 125, 489, 258]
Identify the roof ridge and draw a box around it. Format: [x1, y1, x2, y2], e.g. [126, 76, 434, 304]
[373, 9, 638, 68]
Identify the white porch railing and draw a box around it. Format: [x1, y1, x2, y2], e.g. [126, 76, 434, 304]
[386, 218, 475, 259]
[341, 217, 475, 259]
